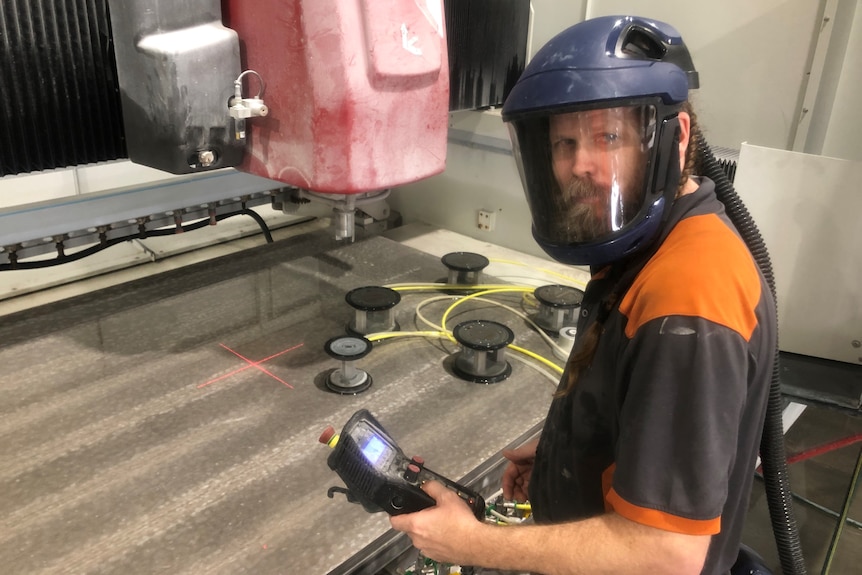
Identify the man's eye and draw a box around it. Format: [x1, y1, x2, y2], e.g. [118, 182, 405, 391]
[600, 133, 619, 145]
[553, 139, 577, 155]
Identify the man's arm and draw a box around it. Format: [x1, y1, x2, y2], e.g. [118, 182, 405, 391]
[390, 481, 710, 575]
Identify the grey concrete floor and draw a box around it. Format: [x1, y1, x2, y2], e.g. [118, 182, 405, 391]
[742, 404, 862, 574]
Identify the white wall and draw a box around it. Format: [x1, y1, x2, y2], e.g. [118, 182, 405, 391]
[0, 161, 186, 209]
[734, 143, 862, 364]
[391, 110, 545, 259]
[527, 0, 589, 57]
[590, 0, 861, 162]
[587, 0, 824, 151]
[819, 0, 862, 161]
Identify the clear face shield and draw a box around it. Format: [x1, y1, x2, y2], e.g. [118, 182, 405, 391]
[509, 105, 658, 248]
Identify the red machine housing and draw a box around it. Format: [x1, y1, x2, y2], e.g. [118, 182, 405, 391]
[223, 0, 449, 193]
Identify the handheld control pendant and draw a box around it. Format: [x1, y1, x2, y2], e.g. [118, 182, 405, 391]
[319, 409, 485, 519]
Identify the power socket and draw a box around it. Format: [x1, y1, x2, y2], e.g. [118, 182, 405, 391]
[477, 209, 496, 231]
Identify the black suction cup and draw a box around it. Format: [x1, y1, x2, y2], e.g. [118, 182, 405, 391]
[532, 284, 584, 333]
[451, 319, 514, 384]
[345, 286, 401, 335]
[437, 252, 490, 294]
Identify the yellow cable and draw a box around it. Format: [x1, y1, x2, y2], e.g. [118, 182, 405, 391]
[363, 289, 565, 384]
[386, 283, 522, 292]
[441, 288, 565, 363]
[414, 295, 456, 332]
[443, 293, 569, 359]
[508, 353, 560, 386]
[440, 288, 565, 376]
[365, 330, 562, 383]
[366, 330, 452, 342]
[509, 344, 564, 375]
[488, 258, 588, 288]
[363, 328, 562, 381]
[441, 287, 532, 332]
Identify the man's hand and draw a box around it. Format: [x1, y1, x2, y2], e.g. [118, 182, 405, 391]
[389, 480, 484, 566]
[502, 438, 538, 502]
[390, 478, 711, 575]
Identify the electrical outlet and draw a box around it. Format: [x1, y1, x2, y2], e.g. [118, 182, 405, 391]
[477, 209, 496, 231]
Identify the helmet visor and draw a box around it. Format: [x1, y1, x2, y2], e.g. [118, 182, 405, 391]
[509, 105, 657, 247]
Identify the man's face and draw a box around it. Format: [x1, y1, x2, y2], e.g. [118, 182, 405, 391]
[548, 107, 648, 242]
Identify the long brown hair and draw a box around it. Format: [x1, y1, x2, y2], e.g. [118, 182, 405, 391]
[679, 101, 702, 192]
[555, 283, 622, 398]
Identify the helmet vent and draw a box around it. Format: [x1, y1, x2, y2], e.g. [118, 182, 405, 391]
[619, 27, 667, 60]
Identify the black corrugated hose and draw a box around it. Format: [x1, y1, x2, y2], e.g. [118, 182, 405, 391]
[695, 130, 807, 575]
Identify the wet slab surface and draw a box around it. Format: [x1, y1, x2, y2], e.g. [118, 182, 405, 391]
[0, 230, 557, 574]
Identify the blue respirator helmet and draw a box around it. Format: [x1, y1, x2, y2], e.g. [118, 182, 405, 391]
[502, 16, 699, 267]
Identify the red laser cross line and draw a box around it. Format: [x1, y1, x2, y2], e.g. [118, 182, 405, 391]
[198, 342, 304, 389]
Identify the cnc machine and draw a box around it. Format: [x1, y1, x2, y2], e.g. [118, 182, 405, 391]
[0, 2, 544, 573]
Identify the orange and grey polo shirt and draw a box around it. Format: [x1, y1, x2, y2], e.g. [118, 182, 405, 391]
[529, 177, 775, 575]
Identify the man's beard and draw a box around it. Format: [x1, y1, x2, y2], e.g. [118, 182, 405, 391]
[551, 177, 642, 243]
[564, 177, 610, 242]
